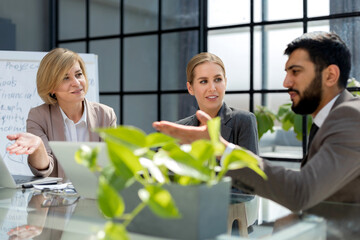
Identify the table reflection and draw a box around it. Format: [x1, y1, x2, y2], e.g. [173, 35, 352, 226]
[0, 189, 83, 240]
[7, 194, 48, 240]
[306, 201, 360, 240]
[0, 188, 359, 239]
[227, 192, 360, 240]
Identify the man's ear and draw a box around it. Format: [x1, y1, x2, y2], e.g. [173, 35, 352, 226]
[187, 82, 194, 95]
[324, 64, 340, 87]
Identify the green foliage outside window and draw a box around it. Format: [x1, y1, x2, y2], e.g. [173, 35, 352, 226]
[255, 103, 312, 141]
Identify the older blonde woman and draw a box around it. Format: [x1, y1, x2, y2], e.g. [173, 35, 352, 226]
[176, 52, 258, 154]
[7, 48, 116, 178]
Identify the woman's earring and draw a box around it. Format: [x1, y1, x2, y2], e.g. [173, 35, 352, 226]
[49, 93, 57, 99]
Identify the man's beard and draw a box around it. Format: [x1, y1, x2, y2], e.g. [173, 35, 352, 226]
[291, 73, 322, 115]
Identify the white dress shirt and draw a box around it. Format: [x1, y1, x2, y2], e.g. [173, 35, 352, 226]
[59, 103, 89, 142]
[313, 94, 340, 128]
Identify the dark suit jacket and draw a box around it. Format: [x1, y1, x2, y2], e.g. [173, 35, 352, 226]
[26, 98, 117, 178]
[176, 102, 259, 154]
[229, 90, 360, 211]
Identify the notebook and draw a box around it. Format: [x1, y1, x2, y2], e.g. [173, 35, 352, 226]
[49, 141, 109, 199]
[0, 155, 62, 188]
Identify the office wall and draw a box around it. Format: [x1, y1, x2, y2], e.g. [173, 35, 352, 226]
[0, 0, 50, 51]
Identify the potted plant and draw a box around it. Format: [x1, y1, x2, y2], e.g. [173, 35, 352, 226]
[75, 117, 266, 240]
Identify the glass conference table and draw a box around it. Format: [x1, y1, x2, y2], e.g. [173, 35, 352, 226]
[0, 187, 359, 240]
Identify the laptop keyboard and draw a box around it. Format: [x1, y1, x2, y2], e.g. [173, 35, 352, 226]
[12, 175, 43, 184]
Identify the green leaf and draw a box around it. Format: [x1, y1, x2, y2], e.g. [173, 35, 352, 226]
[220, 149, 267, 180]
[96, 126, 147, 150]
[307, 115, 313, 132]
[138, 185, 180, 218]
[255, 107, 275, 139]
[174, 175, 202, 185]
[264, 114, 276, 132]
[277, 103, 292, 117]
[161, 142, 179, 152]
[212, 141, 225, 157]
[293, 114, 303, 141]
[208, 117, 221, 144]
[168, 146, 212, 180]
[207, 117, 226, 155]
[280, 109, 294, 131]
[282, 121, 291, 131]
[153, 149, 211, 181]
[100, 221, 128, 240]
[276, 103, 314, 141]
[97, 176, 125, 218]
[190, 140, 214, 165]
[145, 132, 177, 148]
[144, 149, 156, 160]
[139, 157, 166, 183]
[75, 145, 101, 172]
[157, 164, 170, 183]
[255, 114, 266, 139]
[106, 139, 143, 177]
[292, 114, 313, 141]
[101, 165, 135, 191]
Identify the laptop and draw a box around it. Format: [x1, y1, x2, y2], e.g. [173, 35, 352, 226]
[49, 141, 109, 199]
[0, 155, 62, 188]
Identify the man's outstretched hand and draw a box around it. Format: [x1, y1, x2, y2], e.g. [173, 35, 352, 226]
[153, 110, 212, 144]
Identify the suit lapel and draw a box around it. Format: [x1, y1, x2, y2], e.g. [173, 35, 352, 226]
[50, 103, 66, 141]
[85, 99, 100, 141]
[302, 90, 355, 167]
[331, 89, 354, 110]
[189, 114, 200, 126]
[218, 103, 233, 142]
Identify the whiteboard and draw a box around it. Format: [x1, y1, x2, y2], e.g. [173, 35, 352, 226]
[0, 50, 99, 175]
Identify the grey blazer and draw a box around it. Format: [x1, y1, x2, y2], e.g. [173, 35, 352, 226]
[26, 98, 117, 178]
[229, 90, 360, 211]
[176, 102, 259, 154]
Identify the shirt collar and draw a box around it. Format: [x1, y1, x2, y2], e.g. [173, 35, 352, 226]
[313, 94, 340, 128]
[59, 102, 87, 125]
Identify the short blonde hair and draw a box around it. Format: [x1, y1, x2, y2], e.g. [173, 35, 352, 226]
[37, 48, 89, 105]
[186, 52, 226, 85]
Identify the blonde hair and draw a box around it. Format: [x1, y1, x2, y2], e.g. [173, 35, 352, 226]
[37, 48, 89, 105]
[186, 52, 226, 85]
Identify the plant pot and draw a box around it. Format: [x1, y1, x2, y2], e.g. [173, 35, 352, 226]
[121, 177, 231, 240]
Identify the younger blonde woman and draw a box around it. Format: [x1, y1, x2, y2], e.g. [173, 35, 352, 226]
[176, 52, 258, 154]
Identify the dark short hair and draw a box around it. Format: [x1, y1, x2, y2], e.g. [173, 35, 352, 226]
[284, 31, 351, 89]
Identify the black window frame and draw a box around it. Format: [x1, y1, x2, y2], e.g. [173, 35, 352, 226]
[52, 0, 360, 162]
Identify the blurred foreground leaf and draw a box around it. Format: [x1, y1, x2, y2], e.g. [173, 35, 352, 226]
[98, 176, 125, 219]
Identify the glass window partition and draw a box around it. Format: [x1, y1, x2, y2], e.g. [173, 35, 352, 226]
[89, 0, 120, 37]
[208, 28, 250, 91]
[59, 0, 86, 40]
[55, 0, 360, 160]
